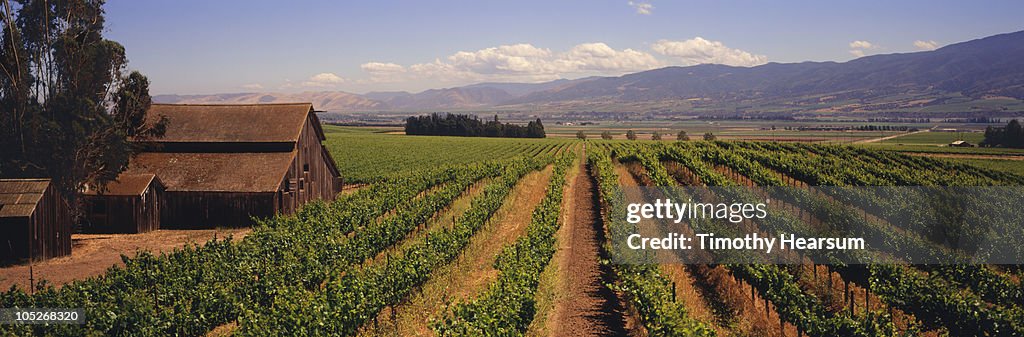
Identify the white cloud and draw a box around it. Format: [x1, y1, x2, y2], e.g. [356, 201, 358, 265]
[240, 83, 263, 90]
[557, 43, 660, 72]
[628, 1, 653, 15]
[446, 44, 556, 75]
[848, 40, 879, 57]
[360, 42, 663, 83]
[651, 37, 768, 66]
[301, 72, 345, 87]
[361, 62, 405, 73]
[848, 40, 876, 49]
[360, 62, 406, 83]
[358, 37, 767, 86]
[913, 40, 939, 51]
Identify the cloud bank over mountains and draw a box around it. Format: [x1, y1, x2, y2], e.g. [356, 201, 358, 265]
[357, 37, 767, 86]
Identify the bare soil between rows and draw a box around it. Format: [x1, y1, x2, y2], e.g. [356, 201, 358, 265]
[0, 228, 250, 291]
[549, 152, 631, 337]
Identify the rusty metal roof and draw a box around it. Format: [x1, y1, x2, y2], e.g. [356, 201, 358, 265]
[82, 174, 160, 196]
[125, 152, 294, 193]
[0, 178, 50, 218]
[143, 103, 313, 143]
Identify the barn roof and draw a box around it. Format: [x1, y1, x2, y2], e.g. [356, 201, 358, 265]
[125, 152, 294, 193]
[82, 174, 160, 196]
[0, 179, 50, 218]
[143, 103, 314, 143]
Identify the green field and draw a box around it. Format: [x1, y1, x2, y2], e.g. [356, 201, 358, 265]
[323, 125, 574, 183]
[324, 125, 1024, 181]
[859, 143, 1024, 155]
[947, 158, 1024, 176]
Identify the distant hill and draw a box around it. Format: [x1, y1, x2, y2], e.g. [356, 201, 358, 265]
[156, 30, 1024, 116]
[501, 30, 1024, 115]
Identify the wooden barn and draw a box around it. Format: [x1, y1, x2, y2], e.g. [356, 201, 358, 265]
[0, 179, 72, 263]
[81, 174, 164, 234]
[95, 103, 344, 228]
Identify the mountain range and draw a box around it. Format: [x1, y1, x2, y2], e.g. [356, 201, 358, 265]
[154, 30, 1024, 116]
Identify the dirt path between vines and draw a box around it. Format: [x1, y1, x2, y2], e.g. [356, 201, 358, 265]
[357, 166, 554, 337]
[547, 149, 632, 337]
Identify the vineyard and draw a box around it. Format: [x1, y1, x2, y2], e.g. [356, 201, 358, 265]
[2, 134, 1023, 337]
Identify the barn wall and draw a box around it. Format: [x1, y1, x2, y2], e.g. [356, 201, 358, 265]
[139, 183, 162, 232]
[81, 182, 162, 234]
[82, 195, 132, 233]
[30, 183, 71, 261]
[277, 113, 342, 214]
[2, 183, 71, 263]
[0, 218, 29, 263]
[162, 191, 275, 228]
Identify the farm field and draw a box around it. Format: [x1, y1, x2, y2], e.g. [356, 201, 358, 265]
[858, 143, 1024, 156]
[947, 158, 1024, 176]
[323, 125, 574, 183]
[2, 132, 1023, 337]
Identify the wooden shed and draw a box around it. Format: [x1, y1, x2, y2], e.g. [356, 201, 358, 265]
[81, 174, 164, 234]
[0, 179, 71, 263]
[124, 103, 342, 228]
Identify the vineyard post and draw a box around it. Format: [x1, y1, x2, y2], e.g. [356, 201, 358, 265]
[864, 287, 869, 311]
[29, 225, 34, 295]
[671, 282, 676, 302]
[843, 280, 849, 306]
[849, 288, 854, 316]
[827, 266, 832, 290]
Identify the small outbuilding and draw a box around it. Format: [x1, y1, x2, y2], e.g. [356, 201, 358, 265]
[949, 140, 976, 147]
[0, 179, 71, 263]
[81, 174, 164, 234]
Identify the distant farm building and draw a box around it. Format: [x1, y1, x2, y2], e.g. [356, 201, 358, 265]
[949, 140, 976, 147]
[82, 103, 342, 230]
[0, 179, 71, 263]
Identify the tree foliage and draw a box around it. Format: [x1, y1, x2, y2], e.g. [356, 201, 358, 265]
[626, 130, 637, 140]
[0, 0, 164, 209]
[981, 119, 1024, 148]
[405, 113, 545, 138]
[600, 131, 612, 140]
[677, 130, 689, 141]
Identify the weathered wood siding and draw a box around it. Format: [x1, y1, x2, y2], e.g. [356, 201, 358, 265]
[0, 183, 71, 263]
[82, 182, 162, 234]
[276, 113, 342, 214]
[161, 191, 275, 228]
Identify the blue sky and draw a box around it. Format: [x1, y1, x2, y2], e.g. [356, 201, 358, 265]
[104, 0, 1024, 95]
